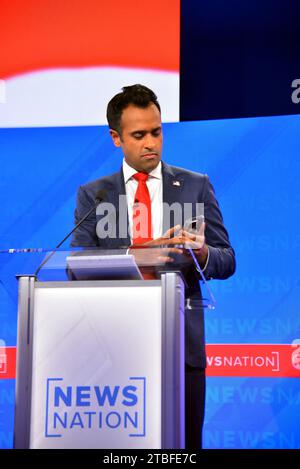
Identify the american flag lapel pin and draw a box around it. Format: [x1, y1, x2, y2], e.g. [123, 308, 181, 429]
[172, 180, 181, 187]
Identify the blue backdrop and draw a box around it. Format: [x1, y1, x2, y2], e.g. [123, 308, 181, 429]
[0, 115, 299, 448]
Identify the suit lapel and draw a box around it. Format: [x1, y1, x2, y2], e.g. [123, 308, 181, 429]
[103, 168, 131, 248]
[162, 163, 184, 233]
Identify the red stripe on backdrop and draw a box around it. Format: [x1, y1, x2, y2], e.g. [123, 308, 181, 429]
[0, 347, 16, 380]
[0, 0, 179, 79]
[1, 344, 300, 380]
[206, 344, 300, 377]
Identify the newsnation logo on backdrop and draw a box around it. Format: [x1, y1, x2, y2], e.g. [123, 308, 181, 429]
[206, 343, 300, 377]
[45, 377, 146, 438]
[2, 343, 300, 380]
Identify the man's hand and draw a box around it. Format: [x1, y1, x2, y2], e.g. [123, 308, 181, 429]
[180, 223, 209, 269]
[129, 223, 208, 269]
[154, 222, 208, 269]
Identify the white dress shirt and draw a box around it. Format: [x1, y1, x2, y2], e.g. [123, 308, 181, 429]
[122, 158, 209, 271]
[122, 159, 163, 242]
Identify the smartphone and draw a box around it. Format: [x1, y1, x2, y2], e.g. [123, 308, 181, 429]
[183, 214, 205, 234]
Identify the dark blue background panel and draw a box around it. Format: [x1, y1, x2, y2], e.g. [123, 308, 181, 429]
[181, 0, 300, 120]
[0, 115, 299, 448]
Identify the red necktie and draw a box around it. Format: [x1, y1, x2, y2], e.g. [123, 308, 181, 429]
[132, 172, 152, 244]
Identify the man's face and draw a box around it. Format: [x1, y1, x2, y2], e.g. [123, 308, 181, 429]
[110, 103, 162, 173]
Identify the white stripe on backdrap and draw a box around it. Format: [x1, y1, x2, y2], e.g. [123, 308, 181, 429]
[0, 67, 179, 128]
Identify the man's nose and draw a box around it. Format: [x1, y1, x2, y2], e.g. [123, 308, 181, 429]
[144, 134, 156, 149]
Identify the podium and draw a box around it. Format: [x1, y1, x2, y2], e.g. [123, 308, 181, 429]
[10, 248, 215, 449]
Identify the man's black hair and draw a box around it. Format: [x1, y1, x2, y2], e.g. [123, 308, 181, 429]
[106, 84, 161, 134]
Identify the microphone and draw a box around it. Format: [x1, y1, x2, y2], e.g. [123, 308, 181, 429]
[34, 189, 106, 277]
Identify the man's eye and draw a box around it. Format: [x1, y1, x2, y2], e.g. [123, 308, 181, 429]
[152, 130, 161, 137]
[133, 133, 143, 139]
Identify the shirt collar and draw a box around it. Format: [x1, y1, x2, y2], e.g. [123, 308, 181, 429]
[122, 159, 162, 184]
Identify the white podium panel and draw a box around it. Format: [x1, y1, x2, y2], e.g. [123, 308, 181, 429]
[15, 274, 185, 449]
[30, 282, 162, 449]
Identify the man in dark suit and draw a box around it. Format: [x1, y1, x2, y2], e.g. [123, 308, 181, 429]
[71, 84, 236, 448]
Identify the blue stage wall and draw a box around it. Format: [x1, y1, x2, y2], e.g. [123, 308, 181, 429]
[0, 115, 299, 448]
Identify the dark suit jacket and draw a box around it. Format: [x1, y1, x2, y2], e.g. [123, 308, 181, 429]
[71, 162, 236, 368]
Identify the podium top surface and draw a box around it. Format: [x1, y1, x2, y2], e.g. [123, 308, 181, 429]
[0, 247, 216, 308]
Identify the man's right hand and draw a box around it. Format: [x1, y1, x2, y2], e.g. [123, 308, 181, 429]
[128, 225, 184, 266]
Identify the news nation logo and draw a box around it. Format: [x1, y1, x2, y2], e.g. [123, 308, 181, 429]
[45, 377, 146, 438]
[206, 341, 300, 377]
[0, 339, 7, 374]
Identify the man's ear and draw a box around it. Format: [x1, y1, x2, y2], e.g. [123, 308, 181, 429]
[109, 129, 122, 147]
